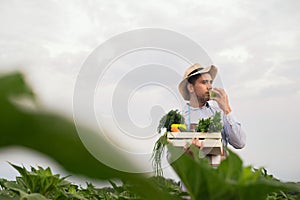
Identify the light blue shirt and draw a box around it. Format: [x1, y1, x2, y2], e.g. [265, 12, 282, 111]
[182, 101, 246, 149]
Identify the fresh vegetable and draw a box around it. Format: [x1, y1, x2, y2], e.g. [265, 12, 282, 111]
[157, 110, 185, 133]
[210, 90, 218, 98]
[171, 126, 180, 132]
[171, 124, 187, 132]
[151, 132, 169, 176]
[196, 112, 223, 133]
[152, 110, 185, 176]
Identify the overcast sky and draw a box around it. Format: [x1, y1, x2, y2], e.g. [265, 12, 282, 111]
[0, 0, 300, 183]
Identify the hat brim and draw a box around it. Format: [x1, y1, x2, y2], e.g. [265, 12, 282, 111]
[178, 65, 218, 101]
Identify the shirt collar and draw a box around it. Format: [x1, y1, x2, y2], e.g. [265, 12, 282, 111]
[187, 101, 210, 110]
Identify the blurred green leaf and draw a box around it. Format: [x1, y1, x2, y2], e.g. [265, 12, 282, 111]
[168, 145, 232, 200]
[0, 72, 34, 98]
[168, 146, 300, 200]
[0, 72, 176, 200]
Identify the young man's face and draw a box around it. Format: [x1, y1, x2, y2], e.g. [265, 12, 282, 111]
[188, 73, 213, 103]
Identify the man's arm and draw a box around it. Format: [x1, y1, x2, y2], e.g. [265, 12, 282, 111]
[210, 88, 246, 149]
[223, 113, 246, 149]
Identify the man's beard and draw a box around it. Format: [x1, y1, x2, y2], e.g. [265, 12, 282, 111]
[189, 93, 209, 106]
[197, 96, 209, 104]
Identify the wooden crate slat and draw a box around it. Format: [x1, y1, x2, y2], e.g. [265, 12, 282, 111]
[167, 132, 223, 156]
[167, 138, 222, 147]
[167, 132, 221, 139]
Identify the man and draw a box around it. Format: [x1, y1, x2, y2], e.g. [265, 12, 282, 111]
[178, 63, 246, 149]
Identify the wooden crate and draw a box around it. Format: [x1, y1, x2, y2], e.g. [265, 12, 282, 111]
[167, 132, 223, 156]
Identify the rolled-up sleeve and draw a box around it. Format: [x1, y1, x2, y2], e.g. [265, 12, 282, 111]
[223, 112, 246, 149]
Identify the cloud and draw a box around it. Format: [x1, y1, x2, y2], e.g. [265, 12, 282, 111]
[218, 46, 253, 63]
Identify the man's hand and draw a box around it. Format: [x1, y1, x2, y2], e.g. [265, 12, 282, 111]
[192, 138, 203, 147]
[183, 138, 203, 156]
[210, 88, 232, 115]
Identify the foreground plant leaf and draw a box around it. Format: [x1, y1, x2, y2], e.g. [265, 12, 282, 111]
[168, 145, 300, 200]
[0, 72, 178, 200]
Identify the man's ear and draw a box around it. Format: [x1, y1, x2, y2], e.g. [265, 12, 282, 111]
[187, 83, 194, 93]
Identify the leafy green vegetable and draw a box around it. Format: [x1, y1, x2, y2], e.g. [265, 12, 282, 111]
[151, 132, 169, 176]
[196, 111, 223, 132]
[197, 118, 211, 132]
[210, 91, 218, 98]
[157, 110, 185, 133]
[152, 110, 185, 176]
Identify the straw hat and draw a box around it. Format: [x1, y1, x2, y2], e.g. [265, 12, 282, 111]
[178, 64, 218, 100]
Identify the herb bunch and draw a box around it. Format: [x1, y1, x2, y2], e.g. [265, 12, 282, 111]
[157, 109, 185, 133]
[151, 132, 168, 176]
[152, 110, 185, 176]
[196, 111, 223, 132]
